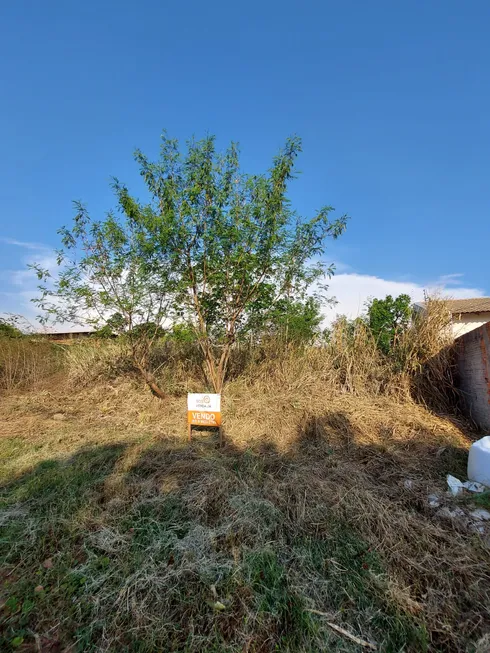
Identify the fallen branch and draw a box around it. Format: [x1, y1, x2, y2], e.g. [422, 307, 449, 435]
[307, 609, 377, 650]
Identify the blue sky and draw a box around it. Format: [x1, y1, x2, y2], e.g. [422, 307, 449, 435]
[1, 0, 489, 327]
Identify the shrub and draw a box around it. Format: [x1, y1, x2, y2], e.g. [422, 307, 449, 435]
[365, 294, 412, 355]
[0, 320, 23, 339]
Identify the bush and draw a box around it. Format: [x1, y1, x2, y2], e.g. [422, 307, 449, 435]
[0, 320, 23, 338]
[317, 297, 455, 407]
[15, 294, 450, 419]
[365, 294, 412, 355]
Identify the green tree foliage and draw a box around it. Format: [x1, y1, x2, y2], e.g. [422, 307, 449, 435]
[34, 132, 348, 395]
[133, 133, 347, 391]
[255, 297, 325, 345]
[92, 313, 126, 338]
[0, 319, 23, 339]
[323, 314, 366, 345]
[366, 294, 412, 355]
[32, 196, 176, 398]
[170, 323, 197, 344]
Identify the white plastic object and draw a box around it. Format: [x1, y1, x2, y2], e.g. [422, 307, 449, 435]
[467, 436, 490, 488]
[446, 474, 463, 496]
[462, 480, 486, 493]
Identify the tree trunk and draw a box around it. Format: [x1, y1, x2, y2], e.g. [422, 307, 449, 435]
[200, 337, 233, 394]
[216, 346, 231, 393]
[134, 362, 166, 399]
[204, 351, 222, 393]
[199, 339, 219, 393]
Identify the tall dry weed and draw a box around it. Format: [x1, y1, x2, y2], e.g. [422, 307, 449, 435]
[0, 337, 61, 390]
[314, 297, 456, 407]
[65, 339, 134, 385]
[395, 297, 456, 409]
[61, 297, 457, 411]
[66, 337, 205, 393]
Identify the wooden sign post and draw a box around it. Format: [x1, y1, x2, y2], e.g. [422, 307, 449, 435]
[187, 393, 222, 444]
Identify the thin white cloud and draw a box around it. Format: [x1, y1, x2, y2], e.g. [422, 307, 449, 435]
[6, 269, 34, 286]
[435, 273, 465, 286]
[323, 272, 486, 324]
[331, 260, 353, 274]
[5, 254, 58, 287]
[1, 238, 56, 292]
[1, 236, 487, 334]
[1, 237, 50, 251]
[0, 239, 63, 328]
[0, 290, 40, 325]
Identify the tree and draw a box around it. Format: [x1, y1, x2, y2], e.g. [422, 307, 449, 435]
[32, 197, 175, 399]
[366, 294, 412, 355]
[0, 314, 34, 338]
[251, 296, 325, 345]
[0, 318, 23, 339]
[134, 133, 347, 391]
[34, 132, 348, 395]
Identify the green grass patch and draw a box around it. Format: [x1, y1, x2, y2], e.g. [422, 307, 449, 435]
[472, 491, 490, 510]
[293, 527, 428, 652]
[0, 441, 460, 652]
[244, 549, 317, 649]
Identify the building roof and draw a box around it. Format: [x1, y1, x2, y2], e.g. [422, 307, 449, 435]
[37, 327, 94, 335]
[444, 298, 490, 314]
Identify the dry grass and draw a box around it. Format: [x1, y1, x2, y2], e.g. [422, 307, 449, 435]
[0, 338, 62, 391]
[57, 297, 457, 407]
[65, 337, 205, 394]
[396, 296, 457, 409]
[1, 361, 488, 652]
[2, 300, 488, 651]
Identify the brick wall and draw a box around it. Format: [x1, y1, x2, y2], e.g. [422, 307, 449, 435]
[457, 322, 490, 430]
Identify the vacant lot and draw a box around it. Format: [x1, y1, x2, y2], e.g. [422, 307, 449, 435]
[1, 360, 490, 652]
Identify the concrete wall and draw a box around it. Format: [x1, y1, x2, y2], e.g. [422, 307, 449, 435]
[452, 312, 490, 338]
[457, 322, 490, 430]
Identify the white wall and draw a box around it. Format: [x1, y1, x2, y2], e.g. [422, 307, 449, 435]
[452, 312, 490, 338]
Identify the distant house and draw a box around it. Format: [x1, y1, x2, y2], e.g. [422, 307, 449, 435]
[41, 329, 94, 341]
[416, 298, 490, 338]
[444, 298, 490, 337]
[449, 299, 490, 429]
[414, 297, 490, 429]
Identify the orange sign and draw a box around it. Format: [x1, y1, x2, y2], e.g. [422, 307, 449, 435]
[187, 393, 221, 427]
